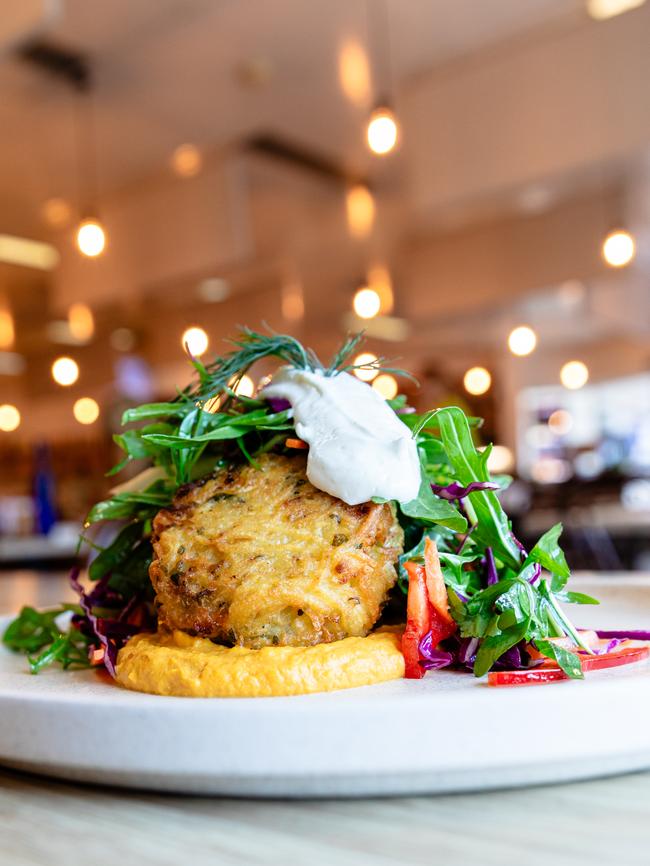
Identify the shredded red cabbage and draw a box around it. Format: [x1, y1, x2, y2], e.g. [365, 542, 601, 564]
[430, 481, 499, 501]
[267, 397, 291, 413]
[596, 629, 650, 641]
[485, 547, 498, 586]
[418, 631, 454, 670]
[69, 568, 152, 678]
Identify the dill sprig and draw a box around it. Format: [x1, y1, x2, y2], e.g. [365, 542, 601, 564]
[187, 328, 321, 401]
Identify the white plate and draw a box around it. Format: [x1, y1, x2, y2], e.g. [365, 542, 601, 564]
[1, 576, 649, 797]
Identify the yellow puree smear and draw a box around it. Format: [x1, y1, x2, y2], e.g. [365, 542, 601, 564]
[116, 629, 405, 698]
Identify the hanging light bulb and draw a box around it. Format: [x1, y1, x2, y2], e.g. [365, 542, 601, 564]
[0, 404, 20, 432]
[52, 356, 80, 386]
[463, 367, 491, 396]
[345, 184, 375, 239]
[508, 325, 537, 357]
[367, 105, 399, 155]
[602, 228, 635, 267]
[68, 302, 95, 342]
[73, 397, 100, 425]
[372, 373, 398, 399]
[560, 360, 589, 390]
[182, 326, 209, 357]
[0, 297, 14, 350]
[353, 286, 381, 319]
[76, 218, 106, 257]
[353, 352, 379, 382]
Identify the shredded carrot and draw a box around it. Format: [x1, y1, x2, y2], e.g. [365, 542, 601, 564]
[285, 438, 308, 450]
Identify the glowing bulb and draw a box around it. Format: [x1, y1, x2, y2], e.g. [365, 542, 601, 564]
[182, 326, 209, 357]
[602, 229, 635, 267]
[463, 366, 491, 396]
[353, 287, 381, 319]
[560, 360, 589, 390]
[587, 0, 646, 20]
[171, 144, 202, 178]
[486, 444, 514, 474]
[353, 352, 379, 382]
[68, 302, 94, 342]
[367, 264, 394, 314]
[372, 373, 398, 400]
[367, 106, 398, 155]
[0, 304, 14, 350]
[345, 184, 375, 239]
[338, 39, 371, 106]
[0, 404, 20, 432]
[73, 397, 100, 425]
[508, 325, 537, 357]
[51, 356, 79, 386]
[282, 280, 305, 322]
[233, 374, 255, 398]
[76, 219, 106, 257]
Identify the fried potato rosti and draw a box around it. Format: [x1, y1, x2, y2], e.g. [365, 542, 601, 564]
[149, 453, 403, 648]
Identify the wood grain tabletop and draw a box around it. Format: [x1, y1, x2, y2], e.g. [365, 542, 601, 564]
[1, 570, 650, 866]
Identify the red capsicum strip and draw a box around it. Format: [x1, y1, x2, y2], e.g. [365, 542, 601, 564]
[488, 645, 649, 687]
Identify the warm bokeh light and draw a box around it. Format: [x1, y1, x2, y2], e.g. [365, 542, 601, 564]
[233, 374, 255, 398]
[602, 229, 635, 267]
[353, 286, 381, 319]
[367, 106, 399, 155]
[338, 39, 371, 106]
[372, 373, 398, 400]
[587, 0, 646, 20]
[171, 144, 202, 178]
[0, 303, 14, 350]
[345, 184, 375, 239]
[548, 409, 574, 435]
[42, 197, 72, 229]
[73, 397, 100, 425]
[51, 356, 80, 387]
[0, 234, 59, 270]
[68, 302, 95, 343]
[182, 326, 209, 357]
[560, 360, 589, 390]
[0, 404, 20, 432]
[353, 352, 379, 382]
[203, 395, 222, 413]
[281, 279, 305, 322]
[486, 444, 514, 474]
[463, 366, 491, 396]
[508, 325, 537, 357]
[76, 219, 106, 257]
[367, 264, 394, 315]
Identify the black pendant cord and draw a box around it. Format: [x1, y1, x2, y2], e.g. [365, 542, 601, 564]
[367, 0, 393, 107]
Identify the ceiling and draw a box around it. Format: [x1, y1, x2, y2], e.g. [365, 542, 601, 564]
[0, 0, 585, 236]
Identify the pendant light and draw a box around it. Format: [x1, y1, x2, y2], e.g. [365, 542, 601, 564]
[366, 0, 400, 156]
[73, 80, 107, 258]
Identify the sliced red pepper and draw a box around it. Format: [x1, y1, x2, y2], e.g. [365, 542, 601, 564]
[402, 562, 430, 679]
[424, 537, 456, 639]
[488, 645, 649, 687]
[285, 438, 308, 450]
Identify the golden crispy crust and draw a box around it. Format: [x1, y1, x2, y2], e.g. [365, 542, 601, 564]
[149, 453, 403, 648]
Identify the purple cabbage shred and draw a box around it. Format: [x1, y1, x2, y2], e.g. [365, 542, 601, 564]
[430, 481, 499, 501]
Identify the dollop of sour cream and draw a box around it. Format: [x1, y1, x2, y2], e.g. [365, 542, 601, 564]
[263, 367, 421, 506]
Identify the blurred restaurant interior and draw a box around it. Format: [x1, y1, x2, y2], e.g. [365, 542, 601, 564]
[0, 0, 649, 579]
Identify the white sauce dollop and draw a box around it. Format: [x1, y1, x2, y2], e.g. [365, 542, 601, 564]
[263, 367, 421, 506]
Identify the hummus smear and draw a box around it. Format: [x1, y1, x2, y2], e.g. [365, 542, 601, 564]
[116, 629, 405, 698]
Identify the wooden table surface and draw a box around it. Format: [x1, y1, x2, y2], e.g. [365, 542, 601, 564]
[2, 570, 650, 866]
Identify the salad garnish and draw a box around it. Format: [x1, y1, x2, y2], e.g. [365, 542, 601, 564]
[2, 327, 643, 686]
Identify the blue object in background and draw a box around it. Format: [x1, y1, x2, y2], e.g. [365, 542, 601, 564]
[33, 443, 57, 535]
